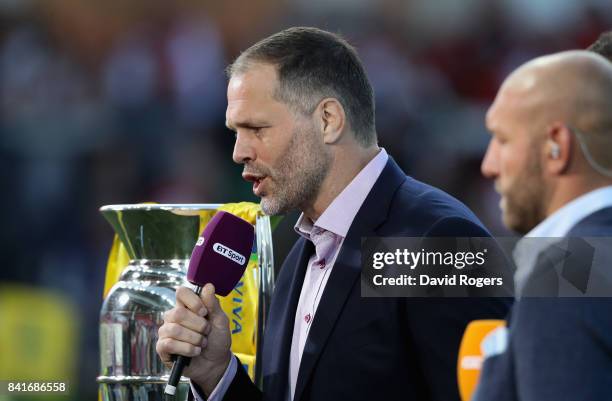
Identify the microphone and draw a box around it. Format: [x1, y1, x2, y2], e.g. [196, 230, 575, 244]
[457, 319, 506, 401]
[164, 210, 255, 396]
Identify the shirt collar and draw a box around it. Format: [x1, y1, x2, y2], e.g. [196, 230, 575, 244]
[295, 148, 389, 239]
[526, 186, 612, 237]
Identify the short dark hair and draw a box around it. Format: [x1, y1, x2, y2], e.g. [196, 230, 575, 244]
[227, 27, 376, 146]
[588, 31, 612, 62]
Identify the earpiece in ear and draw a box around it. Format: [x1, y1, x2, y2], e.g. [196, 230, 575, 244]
[550, 143, 560, 159]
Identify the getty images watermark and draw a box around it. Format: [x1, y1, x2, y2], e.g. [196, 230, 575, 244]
[360, 237, 612, 298]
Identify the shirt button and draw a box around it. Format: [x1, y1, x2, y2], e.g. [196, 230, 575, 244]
[304, 313, 312, 323]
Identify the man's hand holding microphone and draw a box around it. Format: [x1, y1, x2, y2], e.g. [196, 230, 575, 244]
[157, 284, 232, 395]
[155, 211, 255, 396]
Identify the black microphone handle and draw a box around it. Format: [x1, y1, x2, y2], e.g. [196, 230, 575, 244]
[165, 285, 203, 396]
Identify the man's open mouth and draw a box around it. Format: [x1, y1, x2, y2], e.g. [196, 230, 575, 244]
[243, 173, 268, 195]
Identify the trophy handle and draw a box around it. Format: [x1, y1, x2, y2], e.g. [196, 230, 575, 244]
[254, 214, 275, 389]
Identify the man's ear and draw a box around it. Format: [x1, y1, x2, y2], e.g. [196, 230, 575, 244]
[545, 122, 572, 175]
[315, 98, 346, 144]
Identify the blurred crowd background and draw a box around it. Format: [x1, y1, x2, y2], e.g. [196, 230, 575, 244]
[0, 0, 610, 399]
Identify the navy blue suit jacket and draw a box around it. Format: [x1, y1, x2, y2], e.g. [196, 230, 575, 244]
[209, 157, 510, 401]
[474, 207, 612, 401]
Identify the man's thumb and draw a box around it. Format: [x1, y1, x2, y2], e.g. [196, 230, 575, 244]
[200, 283, 223, 316]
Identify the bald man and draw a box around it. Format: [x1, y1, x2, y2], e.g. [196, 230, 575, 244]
[474, 51, 612, 401]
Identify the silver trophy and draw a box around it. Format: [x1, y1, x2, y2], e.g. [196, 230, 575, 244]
[97, 204, 274, 401]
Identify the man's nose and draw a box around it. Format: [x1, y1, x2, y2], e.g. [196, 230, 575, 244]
[481, 140, 499, 179]
[232, 132, 256, 164]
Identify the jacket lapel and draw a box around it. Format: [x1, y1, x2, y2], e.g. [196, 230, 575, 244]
[293, 157, 406, 401]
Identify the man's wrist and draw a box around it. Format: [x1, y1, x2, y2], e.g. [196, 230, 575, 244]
[194, 352, 233, 396]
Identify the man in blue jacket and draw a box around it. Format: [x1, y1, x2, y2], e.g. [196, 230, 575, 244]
[476, 50, 612, 401]
[157, 27, 510, 401]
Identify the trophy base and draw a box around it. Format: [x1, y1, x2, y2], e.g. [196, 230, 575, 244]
[98, 375, 189, 401]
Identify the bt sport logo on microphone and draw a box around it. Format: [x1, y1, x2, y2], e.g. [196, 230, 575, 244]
[213, 242, 246, 265]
